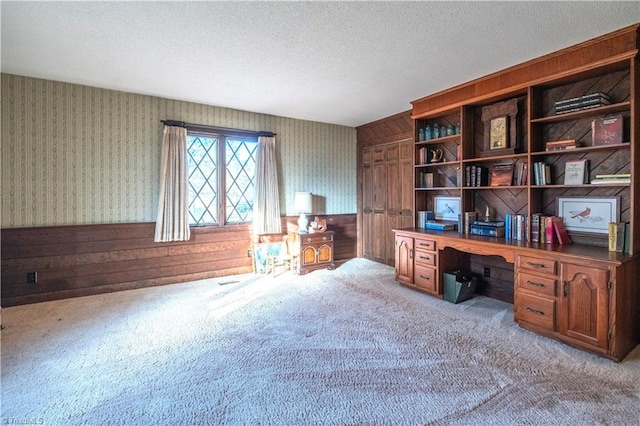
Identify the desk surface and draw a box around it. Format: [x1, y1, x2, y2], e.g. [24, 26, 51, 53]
[393, 228, 633, 265]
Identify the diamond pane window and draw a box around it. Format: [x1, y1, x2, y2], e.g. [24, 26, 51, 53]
[186, 131, 257, 226]
[187, 135, 218, 225]
[226, 138, 257, 223]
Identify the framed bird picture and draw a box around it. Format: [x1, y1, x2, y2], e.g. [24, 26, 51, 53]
[434, 196, 461, 221]
[557, 196, 619, 234]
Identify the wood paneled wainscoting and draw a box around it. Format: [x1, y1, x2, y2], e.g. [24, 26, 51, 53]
[1, 214, 356, 306]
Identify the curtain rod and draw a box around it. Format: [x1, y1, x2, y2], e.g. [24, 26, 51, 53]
[161, 120, 276, 137]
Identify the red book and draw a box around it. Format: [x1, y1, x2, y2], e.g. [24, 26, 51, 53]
[552, 217, 571, 245]
[545, 216, 556, 244]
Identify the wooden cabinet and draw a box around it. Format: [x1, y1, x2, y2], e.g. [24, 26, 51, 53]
[394, 232, 439, 296]
[515, 253, 612, 355]
[362, 140, 414, 266]
[392, 23, 640, 362]
[289, 231, 335, 275]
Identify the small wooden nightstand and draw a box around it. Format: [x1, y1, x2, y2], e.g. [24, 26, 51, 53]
[288, 231, 335, 275]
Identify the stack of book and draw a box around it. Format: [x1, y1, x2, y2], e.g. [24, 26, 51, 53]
[505, 214, 527, 241]
[469, 220, 505, 237]
[416, 211, 435, 228]
[545, 139, 579, 151]
[554, 92, 611, 114]
[590, 173, 630, 185]
[464, 165, 489, 187]
[608, 222, 631, 253]
[533, 162, 552, 185]
[529, 214, 571, 245]
[513, 162, 528, 186]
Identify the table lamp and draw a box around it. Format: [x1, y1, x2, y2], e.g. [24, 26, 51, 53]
[293, 192, 313, 233]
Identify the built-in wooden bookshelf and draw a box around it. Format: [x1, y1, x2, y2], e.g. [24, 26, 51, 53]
[394, 23, 640, 361]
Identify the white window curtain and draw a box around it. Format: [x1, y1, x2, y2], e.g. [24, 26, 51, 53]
[154, 125, 191, 242]
[252, 136, 282, 236]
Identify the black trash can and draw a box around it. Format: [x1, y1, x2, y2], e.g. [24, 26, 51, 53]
[443, 270, 479, 304]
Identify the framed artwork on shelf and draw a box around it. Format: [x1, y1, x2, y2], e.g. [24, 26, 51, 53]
[434, 196, 461, 221]
[489, 116, 509, 150]
[557, 196, 619, 234]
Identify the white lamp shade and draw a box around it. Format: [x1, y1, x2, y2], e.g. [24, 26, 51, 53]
[293, 192, 313, 214]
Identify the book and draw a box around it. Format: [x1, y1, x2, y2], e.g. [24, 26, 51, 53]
[472, 220, 505, 227]
[554, 92, 611, 106]
[545, 139, 577, 149]
[545, 145, 579, 152]
[590, 178, 630, 185]
[545, 216, 556, 244]
[417, 211, 435, 228]
[624, 222, 631, 254]
[592, 115, 624, 146]
[563, 159, 588, 185]
[595, 173, 631, 179]
[608, 222, 625, 252]
[464, 212, 477, 234]
[469, 224, 505, 237]
[475, 166, 489, 187]
[490, 163, 514, 186]
[552, 217, 571, 244]
[425, 220, 457, 231]
[515, 214, 526, 241]
[531, 213, 541, 243]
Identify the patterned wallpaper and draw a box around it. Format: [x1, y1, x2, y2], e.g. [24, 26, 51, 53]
[1, 74, 357, 228]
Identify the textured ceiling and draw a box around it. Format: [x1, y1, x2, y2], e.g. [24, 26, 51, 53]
[2, 2, 639, 127]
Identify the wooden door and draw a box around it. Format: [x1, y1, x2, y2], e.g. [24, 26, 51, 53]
[395, 234, 413, 284]
[372, 147, 387, 263]
[362, 148, 373, 260]
[386, 144, 400, 265]
[559, 262, 610, 350]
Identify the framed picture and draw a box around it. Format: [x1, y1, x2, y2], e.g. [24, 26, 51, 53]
[489, 116, 509, 150]
[557, 196, 619, 234]
[434, 196, 461, 221]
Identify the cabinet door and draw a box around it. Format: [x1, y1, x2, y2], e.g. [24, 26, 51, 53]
[317, 244, 332, 263]
[301, 246, 317, 267]
[559, 262, 610, 350]
[395, 235, 413, 284]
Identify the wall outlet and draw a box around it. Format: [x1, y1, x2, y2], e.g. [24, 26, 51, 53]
[26, 272, 37, 283]
[484, 267, 491, 278]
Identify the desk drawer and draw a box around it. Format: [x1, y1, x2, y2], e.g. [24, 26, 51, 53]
[300, 233, 333, 244]
[517, 254, 556, 275]
[414, 265, 436, 292]
[415, 238, 436, 251]
[516, 272, 556, 297]
[415, 250, 436, 266]
[515, 293, 555, 331]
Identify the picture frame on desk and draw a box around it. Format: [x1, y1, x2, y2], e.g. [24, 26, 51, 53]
[557, 196, 619, 234]
[434, 196, 461, 221]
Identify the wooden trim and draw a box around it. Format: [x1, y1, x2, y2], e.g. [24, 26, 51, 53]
[411, 23, 640, 119]
[1, 214, 356, 306]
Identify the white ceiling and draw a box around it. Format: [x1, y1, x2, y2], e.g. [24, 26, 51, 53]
[2, 2, 640, 128]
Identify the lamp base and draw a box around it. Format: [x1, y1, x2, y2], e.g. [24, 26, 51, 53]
[298, 213, 309, 233]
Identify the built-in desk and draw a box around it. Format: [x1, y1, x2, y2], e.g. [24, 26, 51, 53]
[393, 228, 639, 362]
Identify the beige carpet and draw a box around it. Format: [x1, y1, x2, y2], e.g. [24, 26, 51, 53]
[2, 258, 639, 425]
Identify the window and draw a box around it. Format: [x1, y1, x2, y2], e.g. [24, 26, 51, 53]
[187, 130, 258, 226]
